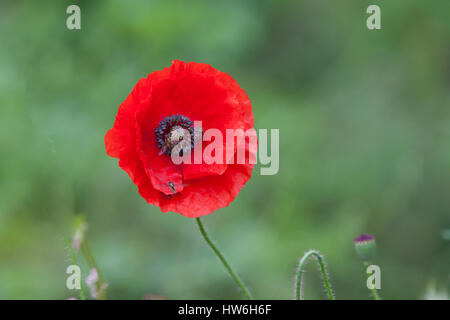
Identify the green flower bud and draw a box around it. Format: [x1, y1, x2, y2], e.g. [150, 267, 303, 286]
[354, 234, 376, 262]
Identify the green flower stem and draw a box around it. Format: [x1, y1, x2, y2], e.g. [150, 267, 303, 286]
[295, 249, 334, 300]
[195, 218, 254, 300]
[81, 240, 107, 300]
[364, 261, 381, 300]
[371, 287, 381, 300]
[66, 238, 86, 300]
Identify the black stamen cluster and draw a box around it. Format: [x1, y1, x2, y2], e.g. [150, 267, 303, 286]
[155, 114, 195, 155]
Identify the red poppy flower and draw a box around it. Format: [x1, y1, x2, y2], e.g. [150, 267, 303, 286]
[105, 60, 256, 218]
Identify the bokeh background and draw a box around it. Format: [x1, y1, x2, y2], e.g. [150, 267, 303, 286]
[0, 0, 449, 299]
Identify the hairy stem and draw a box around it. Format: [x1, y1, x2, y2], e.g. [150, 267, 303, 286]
[195, 218, 254, 300]
[81, 240, 107, 300]
[371, 287, 381, 300]
[363, 261, 381, 300]
[295, 249, 334, 300]
[66, 238, 86, 300]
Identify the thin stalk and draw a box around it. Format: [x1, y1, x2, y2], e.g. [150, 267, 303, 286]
[364, 261, 381, 300]
[195, 218, 254, 300]
[295, 249, 334, 300]
[66, 238, 86, 300]
[371, 287, 381, 300]
[81, 240, 107, 300]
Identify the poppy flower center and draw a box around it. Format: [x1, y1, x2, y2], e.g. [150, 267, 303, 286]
[155, 115, 196, 156]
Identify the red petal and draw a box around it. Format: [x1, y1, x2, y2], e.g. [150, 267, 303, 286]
[105, 60, 256, 217]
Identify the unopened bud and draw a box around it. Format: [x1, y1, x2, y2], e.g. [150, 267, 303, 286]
[354, 234, 376, 262]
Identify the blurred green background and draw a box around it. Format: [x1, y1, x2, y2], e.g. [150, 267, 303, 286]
[0, 0, 449, 299]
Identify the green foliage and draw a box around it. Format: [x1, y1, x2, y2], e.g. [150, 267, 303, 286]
[0, 0, 449, 299]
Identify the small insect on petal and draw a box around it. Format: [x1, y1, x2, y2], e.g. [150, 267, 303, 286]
[168, 181, 176, 194]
